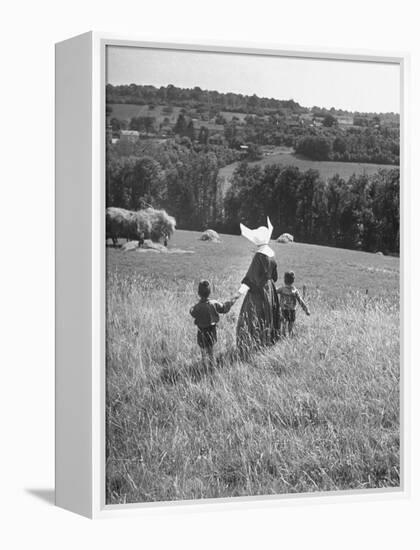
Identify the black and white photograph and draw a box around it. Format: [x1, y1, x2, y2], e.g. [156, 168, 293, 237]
[5, 0, 420, 544]
[105, 45, 400, 505]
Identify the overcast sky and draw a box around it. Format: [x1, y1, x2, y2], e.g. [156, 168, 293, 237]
[107, 46, 400, 114]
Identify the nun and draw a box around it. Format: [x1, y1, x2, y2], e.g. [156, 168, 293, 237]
[233, 218, 281, 355]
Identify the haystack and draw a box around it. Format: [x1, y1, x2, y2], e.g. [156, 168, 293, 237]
[200, 229, 220, 242]
[122, 239, 168, 252]
[141, 239, 167, 252]
[277, 233, 294, 244]
[143, 208, 176, 242]
[121, 240, 140, 251]
[106, 206, 176, 245]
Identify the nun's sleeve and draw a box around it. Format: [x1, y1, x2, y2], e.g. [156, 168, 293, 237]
[272, 261, 278, 283]
[237, 254, 260, 294]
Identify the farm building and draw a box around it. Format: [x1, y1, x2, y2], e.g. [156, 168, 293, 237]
[312, 116, 325, 127]
[120, 130, 140, 143]
[337, 115, 354, 126]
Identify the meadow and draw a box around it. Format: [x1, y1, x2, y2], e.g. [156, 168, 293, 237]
[108, 103, 183, 125]
[106, 230, 400, 504]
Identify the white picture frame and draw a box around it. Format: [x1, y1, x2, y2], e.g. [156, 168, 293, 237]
[55, 31, 410, 519]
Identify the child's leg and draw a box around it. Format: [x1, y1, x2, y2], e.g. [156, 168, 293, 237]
[201, 345, 215, 372]
[281, 311, 287, 337]
[288, 320, 294, 336]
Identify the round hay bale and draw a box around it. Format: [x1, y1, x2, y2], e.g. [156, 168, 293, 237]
[200, 229, 220, 242]
[376, 251, 384, 255]
[277, 233, 294, 244]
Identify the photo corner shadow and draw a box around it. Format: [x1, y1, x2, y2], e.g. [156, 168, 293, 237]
[25, 488, 55, 505]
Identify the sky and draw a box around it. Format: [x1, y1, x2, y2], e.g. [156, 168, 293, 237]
[107, 46, 400, 114]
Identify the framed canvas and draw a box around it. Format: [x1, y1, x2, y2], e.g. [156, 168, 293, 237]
[55, 32, 409, 518]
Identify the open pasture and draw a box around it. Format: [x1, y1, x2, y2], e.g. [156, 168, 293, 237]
[108, 103, 182, 125]
[106, 230, 400, 504]
[107, 230, 399, 300]
[219, 111, 249, 122]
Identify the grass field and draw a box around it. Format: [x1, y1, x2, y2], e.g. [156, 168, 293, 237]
[219, 111, 249, 123]
[108, 103, 182, 125]
[218, 151, 398, 195]
[106, 230, 400, 504]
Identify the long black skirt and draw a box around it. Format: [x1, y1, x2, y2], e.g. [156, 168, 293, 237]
[236, 281, 280, 355]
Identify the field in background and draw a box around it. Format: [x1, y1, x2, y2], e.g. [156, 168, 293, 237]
[108, 103, 183, 125]
[218, 151, 398, 196]
[106, 230, 400, 504]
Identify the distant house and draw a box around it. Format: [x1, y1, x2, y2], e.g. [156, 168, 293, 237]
[312, 117, 324, 128]
[159, 123, 173, 137]
[120, 130, 140, 143]
[337, 115, 354, 126]
[239, 144, 249, 158]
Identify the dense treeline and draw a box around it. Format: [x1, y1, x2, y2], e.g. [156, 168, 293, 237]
[106, 83, 305, 115]
[224, 163, 399, 253]
[295, 129, 399, 165]
[106, 138, 399, 254]
[107, 138, 238, 229]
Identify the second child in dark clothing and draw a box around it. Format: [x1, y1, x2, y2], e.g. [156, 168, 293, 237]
[277, 271, 310, 336]
[190, 280, 237, 367]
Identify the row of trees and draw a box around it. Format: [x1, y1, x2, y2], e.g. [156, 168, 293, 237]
[295, 129, 399, 165]
[106, 138, 238, 229]
[106, 138, 399, 254]
[106, 83, 305, 116]
[224, 163, 399, 253]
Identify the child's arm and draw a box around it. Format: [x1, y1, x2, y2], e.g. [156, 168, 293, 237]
[215, 300, 234, 314]
[296, 290, 310, 315]
[277, 287, 285, 308]
[228, 289, 246, 304]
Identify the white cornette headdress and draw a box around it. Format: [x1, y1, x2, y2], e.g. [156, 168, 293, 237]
[240, 217, 274, 257]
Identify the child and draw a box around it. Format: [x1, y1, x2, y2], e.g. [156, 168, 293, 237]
[190, 280, 237, 368]
[277, 271, 310, 336]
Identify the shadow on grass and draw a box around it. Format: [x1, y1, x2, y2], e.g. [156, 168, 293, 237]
[25, 488, 55, 505]
[160, 348, 240, 385]
[159, 340, 292, 385]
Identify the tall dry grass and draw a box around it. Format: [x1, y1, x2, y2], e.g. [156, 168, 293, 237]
[106, 272, 399, 504]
